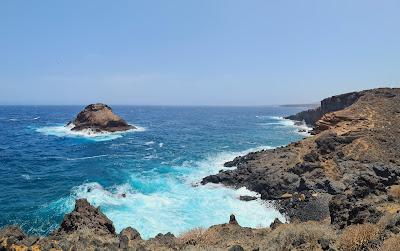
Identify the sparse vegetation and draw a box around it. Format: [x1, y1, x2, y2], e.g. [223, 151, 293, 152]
[379, 234, 400, 251]
[177, 227, 206, 245]
[389, 185, 400, 200]
[337, 224, 380, 251]
[265, 221, 337, 251]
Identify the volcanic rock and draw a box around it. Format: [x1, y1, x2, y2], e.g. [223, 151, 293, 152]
[202, 88, 400, 224]
[67, 103, 135, 132]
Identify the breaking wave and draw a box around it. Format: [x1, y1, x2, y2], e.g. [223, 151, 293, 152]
[50, 146, 284, 239]
[36, 123, 146, 142]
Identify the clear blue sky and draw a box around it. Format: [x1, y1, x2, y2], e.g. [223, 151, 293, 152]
[1, 0, 399, 105]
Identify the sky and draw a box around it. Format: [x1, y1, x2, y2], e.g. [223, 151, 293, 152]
[0, 0, 399, 105]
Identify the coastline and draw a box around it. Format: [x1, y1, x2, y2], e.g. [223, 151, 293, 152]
[2, 88, 400, 250]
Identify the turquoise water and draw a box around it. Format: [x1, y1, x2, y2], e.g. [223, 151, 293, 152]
[0, 106, 309, 238]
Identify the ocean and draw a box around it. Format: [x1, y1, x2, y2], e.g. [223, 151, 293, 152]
[0, 105, 310, 239]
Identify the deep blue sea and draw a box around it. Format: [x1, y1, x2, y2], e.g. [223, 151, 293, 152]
[0, 105, 310, 239]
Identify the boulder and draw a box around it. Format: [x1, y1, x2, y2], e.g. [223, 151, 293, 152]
[67, 103, 135, 132]
[53, 198, 116, 237]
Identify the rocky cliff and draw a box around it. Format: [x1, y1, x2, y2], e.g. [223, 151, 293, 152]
[203, 88, 400, 227]
[67, 103, 135, 132]
[285, 91, 364, 127]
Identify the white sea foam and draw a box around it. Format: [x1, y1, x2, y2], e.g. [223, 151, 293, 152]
[66, 155, 109, 161]
[36, 123, 145, 142]
[21, 174, 32, 180]
[54, 145, 285, 239]
[145, 141, 155, 145]
[261, 116, 312, 136]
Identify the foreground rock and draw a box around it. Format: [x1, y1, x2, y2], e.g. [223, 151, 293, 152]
[67, 103, 135, 132]
[3, 198, 400, 250]
[203, 88, 400, 226]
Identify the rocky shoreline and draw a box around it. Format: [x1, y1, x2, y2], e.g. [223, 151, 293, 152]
[2, 88, 400, 250]
[203, 88, 400, 222]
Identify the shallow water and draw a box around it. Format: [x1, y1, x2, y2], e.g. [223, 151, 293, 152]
[0, 105, 310, 238]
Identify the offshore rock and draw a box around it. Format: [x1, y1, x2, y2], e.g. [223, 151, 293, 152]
[67, 103, 135, 132]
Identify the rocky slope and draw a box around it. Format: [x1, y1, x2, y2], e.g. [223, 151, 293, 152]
[67, 103, 135, 132]
[203, 88, 400, 226]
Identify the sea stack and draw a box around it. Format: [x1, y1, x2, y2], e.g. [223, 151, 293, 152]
[67, 103, 135, 132]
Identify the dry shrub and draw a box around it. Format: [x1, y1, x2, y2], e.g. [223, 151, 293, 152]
[337, 224, 380, 251]
[389, 185, 400, 200]
[377, 212, 400, 230]
[379, 234, 400, 251]
[177, 227, 206, 245]
[266, 221, 336, 251]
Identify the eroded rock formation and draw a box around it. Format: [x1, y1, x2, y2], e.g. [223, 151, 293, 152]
[67, 103, 135, 132]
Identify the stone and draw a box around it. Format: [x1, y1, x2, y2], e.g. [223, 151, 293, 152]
[229, 214, 239, 225]
[119, 227, 141, 241]
[67, 103, 135, 132]
[54, 198, 116, 237]
[270, 218, 283, 230]
[228, 245, 245, 251]
[239, 195, 257, 201]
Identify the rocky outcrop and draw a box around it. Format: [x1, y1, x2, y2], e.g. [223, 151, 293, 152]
[4, 200, 333, 251]
[285, 91, 364, 126]
[203, 88, 400, 225]
[67, 103, 135, 132]
[1, 196, 363, 251]
[53, 198, 116, 237]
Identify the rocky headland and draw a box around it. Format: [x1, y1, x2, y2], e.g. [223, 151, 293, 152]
[67, 103, 135, 133]
[2, 88, 400, 250]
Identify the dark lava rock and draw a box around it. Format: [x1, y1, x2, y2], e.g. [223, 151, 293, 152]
[269, 218, 283, 230]
[329, 194, 382, 228]
[151, 232, 176, 247]
[229, 214, 239, 225]
[67, 103, 135, 132]
[239, 195, 257, 201]
[119, 227, 141, 249]
[318, 238, 331, 250]
[119, 227, 141, 241]
[281, 193, 332, 222]
[54, 198, 116, 237]
[229, 244, 245, 251]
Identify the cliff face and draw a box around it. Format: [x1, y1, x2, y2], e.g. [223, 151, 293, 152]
[203, 88, 400, 227]
[285, 91, 364, 126]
